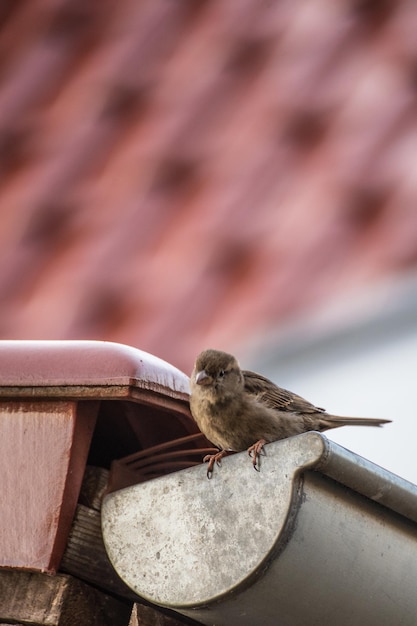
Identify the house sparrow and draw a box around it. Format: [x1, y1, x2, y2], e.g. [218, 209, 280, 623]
[190, 349, 391, 477]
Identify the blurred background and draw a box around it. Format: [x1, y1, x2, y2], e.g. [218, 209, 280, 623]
[1, 0, 417, 481]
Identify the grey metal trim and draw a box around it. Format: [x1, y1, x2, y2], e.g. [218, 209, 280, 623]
[317, 436, 417, 523]
[102, 432, 417, 625]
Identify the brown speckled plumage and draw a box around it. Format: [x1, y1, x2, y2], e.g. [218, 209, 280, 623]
[190, 349, 391, 477]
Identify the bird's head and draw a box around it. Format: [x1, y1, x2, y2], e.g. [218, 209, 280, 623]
[191, 349, 244, 398]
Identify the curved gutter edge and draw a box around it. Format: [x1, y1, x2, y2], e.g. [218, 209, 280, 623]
[311, 432, 417, 524]
[101, 431, 417, 617]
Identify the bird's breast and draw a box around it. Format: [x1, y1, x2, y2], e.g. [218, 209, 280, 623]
[189, 391, 245, 451]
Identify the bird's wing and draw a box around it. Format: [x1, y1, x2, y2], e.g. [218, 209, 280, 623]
[242, 370, 325, 415]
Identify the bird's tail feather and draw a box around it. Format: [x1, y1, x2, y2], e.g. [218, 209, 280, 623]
[320, 416, 391, 430]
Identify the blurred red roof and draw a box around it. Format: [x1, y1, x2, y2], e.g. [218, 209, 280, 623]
[1, 0, 417, 372]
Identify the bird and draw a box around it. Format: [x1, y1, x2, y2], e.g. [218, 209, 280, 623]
[189, 348, 391, 477]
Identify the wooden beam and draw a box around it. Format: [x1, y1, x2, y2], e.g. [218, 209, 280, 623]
[0, 570, 131, 626]
[0, 400, 97, 572]
[61, 503, 137, 600]
[61, 468, 201, 625]
[130, 603, 196, 626]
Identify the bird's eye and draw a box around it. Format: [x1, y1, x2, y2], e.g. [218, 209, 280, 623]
[218, 369, 226, 378]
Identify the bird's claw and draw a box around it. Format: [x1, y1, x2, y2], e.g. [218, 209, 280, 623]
[247, 439, 267, 471]
[203, 450, 227, 478]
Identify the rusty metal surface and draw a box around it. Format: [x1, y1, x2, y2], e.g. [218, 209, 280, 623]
[108, 433, 216, 491]
[0, 340, 190, 401]
[102, 432, 417, 625]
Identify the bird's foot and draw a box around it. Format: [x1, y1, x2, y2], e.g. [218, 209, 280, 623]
[247, 439, 267, 471]
[203, 450, 228, 478]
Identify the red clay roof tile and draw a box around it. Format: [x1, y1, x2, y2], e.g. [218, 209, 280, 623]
[1, 1, 417, 371]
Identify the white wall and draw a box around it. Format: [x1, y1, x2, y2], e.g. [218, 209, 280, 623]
[246, 276, 417, 485]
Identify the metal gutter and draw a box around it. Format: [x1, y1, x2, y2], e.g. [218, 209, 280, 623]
[316, 437, 417, 523]
[102, 432, 417, 626]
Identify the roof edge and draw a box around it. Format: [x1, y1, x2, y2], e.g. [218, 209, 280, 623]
[0, 340, 190, 401]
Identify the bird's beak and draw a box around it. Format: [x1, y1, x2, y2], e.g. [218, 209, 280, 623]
[195, 369, 211, 385]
